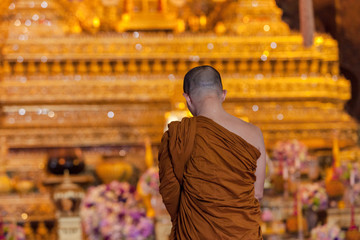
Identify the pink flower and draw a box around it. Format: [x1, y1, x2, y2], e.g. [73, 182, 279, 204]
[80, 181, 154, 240]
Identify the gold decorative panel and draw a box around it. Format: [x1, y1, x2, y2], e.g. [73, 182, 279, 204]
[0, 0, 357, 150]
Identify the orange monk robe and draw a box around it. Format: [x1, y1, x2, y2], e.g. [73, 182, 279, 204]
[159, 116, 263, 240]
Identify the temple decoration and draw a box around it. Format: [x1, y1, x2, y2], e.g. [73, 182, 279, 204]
[0, 0, 358, 239]
[0, 193, 56, 239]
[225, 0, 290, 35]
[0, 138, 11, 194]
[0, 0, 76, 37]
[0, 0, 357, 150]
[118, 0, 178, 32]
[0, 173, 11, 194]
[54, 171, 85, 240]
[137, 137, 155, 217]
[47, 148, 85, 175]
[53, 171, 85, 218]
[326, 137, 346, 199]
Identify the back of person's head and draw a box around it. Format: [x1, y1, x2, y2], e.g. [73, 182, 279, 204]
[183, 65, 223, 98]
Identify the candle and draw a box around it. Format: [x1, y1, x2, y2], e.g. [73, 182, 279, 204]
[283, 165, 288, 180]
[350, 169, 355, 186]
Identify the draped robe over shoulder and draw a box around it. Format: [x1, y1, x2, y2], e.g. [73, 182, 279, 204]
[158, 116, 262, 240]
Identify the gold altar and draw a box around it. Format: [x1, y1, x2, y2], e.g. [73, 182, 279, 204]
[0, 0, 357, 150]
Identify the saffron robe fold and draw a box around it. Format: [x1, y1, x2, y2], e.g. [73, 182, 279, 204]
[159, 116, 262, 240]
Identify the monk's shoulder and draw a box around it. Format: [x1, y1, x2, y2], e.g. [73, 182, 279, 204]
[167, 117, 196, 139]
[168, 120, 180, 128]
[244, 121, 263, 138]
[232, 116, 257, 132]
[168, 117, 194, 127]
[233, 117, 264, 147]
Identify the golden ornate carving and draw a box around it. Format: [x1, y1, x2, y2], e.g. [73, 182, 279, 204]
[0, 126, 163, 147]
[0, 76, 350, 103]
[0, 0, 357, 149]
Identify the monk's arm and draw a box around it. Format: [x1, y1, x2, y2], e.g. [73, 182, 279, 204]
[254, 129, 266, 200]
[158, 131, 181, 223]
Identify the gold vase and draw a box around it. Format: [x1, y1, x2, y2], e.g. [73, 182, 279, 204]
[95, 157, 133, 184]
[14, 180, 34, 194]
[286, 215, 308, 234]
[325, 179, 345, 198]
[0, 173, 12, 194]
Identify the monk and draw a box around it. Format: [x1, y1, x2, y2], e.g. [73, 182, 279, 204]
[158, 66, 266, 240]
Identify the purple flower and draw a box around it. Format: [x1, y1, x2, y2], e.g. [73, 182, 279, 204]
[86, 203, 94, 208]
[130, 211, 143, 221]
[80, 181, 154, 240]
[118, 212, 125, 221]
[118, 196, 127, 202]
[139, 218, 155, 237]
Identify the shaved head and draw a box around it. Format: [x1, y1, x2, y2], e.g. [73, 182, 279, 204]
[183, 65, 223, 97]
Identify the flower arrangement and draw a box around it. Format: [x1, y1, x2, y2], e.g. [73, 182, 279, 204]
[339, 162, 360, 185]
[327, 161, 360, 200]
[273, 139, 308, 163]
[272, 139, 308, 174]
[311, 223, 343, 240]
[80, 181, 154, 240]
[300, 183, 328, 211]
[138, 167, 160, 196]
[1, 223, 25, 240]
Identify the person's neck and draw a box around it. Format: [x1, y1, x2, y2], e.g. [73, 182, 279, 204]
[195, 98, 226, 118]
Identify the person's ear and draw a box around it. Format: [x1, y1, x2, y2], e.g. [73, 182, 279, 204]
[183, 92, 197, 116]
[183, 93, 192, 105]
[221, 90, 227, 102]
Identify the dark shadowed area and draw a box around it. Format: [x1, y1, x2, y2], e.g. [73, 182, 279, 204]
[276, 0, 360, 121]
